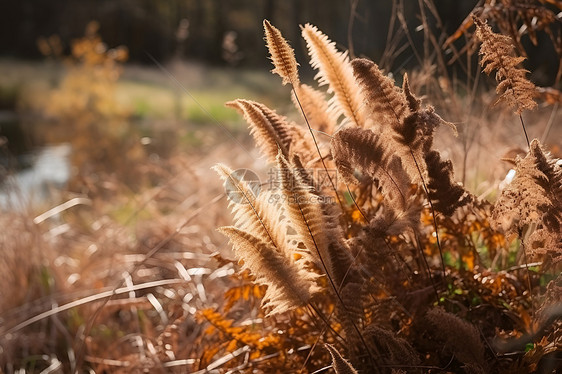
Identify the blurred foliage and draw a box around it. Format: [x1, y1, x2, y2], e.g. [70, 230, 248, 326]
[1, 1, 474, 66]
[35, 21, 148, 194]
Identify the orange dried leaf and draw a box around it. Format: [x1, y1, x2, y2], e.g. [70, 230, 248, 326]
[226, 339, 238, 352]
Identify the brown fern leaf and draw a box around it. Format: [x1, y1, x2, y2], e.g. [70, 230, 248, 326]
[426, 308, 487, 373]
[351, 58, 455, 183]
[391, 104, 456, 189]
[363, 325, 420, 369]
[530, 140, 562, 233]
[446, 2, 562, 80]
[351, 58, 409, 130]
[218, 226, 319, 316]
[396, 75, 457, 151]
[213, 164, 288, 251]
[495, 139, 562, 265]
[474, 16, 537, 115]
[226, 99, 292, 162]
[492, 139, 561, 237]
[293, 84, 338, 134]
[527, 228, 562, 266]
[331, 127, 412, 211]
[534, 146, 561, 217]
[276, 151, 352, 287]
[425, 150, 472, 217]
[301, 24, 364, 127]
[324, 344, 358, 374]
[290, 153, 317, 191]
[263, 20, 299, 86]
[397, 105, 455, 155]
[402, 72, 421, 113]
[252, 101, 314, 158]
[285, 121, 319, 166]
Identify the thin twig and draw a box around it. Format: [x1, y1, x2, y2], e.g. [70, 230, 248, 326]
[519, 113, 530, 148]
[410, 150, 447, 276]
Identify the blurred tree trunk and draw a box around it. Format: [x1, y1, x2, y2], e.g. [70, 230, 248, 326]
[264, 0, 275, 22]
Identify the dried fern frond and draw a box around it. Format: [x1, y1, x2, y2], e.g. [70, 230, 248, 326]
[351, 58, 409, 130]
[263, 20, 299, 86]
[302, 24, 363, 127]
[396, 104, 456, 186]
[226, 99, 292, 162]
[331, 127, 412, 211]
[447, 1, 562, 80]
[527, 228, 562, 265]
[425, 150, 472, 217]
[214, 163, 304, 264]
[213, 164, 275, 243]
[493, 139, 562, 265]
[492, 139, 560, 236]
[363, 325, 420, 369]
[227, 99, 318, 165]
[402, 72, 421, 113]
[276, 151, 351, 286]
[351, 58, 455, 184]
[293, 84, 337, 134]
[474, 16, 537, 115]
[290, 153, 317, 191]
[397, 105, 455, 154]
[529, 140, 562, 233]
[324, 344, 358, 374]
[218, 226, 319, 316]
[426, 308, 487, 373]
[285, 121, 319, 166]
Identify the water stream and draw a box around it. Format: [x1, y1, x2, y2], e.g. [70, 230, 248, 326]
[0, 112, 71, 210]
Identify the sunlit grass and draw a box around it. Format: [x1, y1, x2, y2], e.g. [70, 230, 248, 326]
[0, 58, 290, 126]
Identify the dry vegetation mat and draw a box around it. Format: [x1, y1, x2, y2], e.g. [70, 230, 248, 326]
[1, 3, 562, 373]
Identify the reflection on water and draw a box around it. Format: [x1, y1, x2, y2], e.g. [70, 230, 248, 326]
[0, 143, 71, 210]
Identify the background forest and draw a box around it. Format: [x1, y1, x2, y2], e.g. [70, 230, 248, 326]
[0, 0, 561, 373]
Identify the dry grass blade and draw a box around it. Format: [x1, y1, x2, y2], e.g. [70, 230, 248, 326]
[3, 279, 185, 334]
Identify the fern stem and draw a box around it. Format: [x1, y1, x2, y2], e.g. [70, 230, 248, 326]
[226, 173, 277, 247]
[345, 183, 370, 223]
[301, 315, 330, 372]
[292, 87, 347, 215]
[384, 237, 414, 279]
[294, 199, 381, 372]
[519, 113, 530, 148]
[413, 230, 440, 303]
[519, 233, 536, 333]
[409, 149, 447, 277]
[308, 304, 345, 342]
[347, 0, 359, 59]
